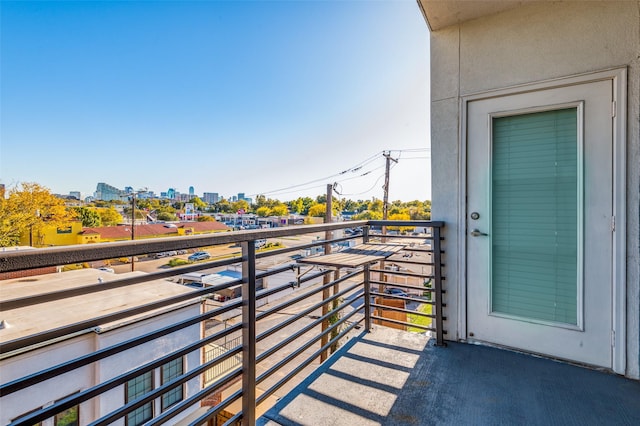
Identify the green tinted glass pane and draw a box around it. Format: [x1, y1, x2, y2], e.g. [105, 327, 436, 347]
[126, 371, 153, 426]
[162, 358, 184, 411]
[491, 108, 578, 325]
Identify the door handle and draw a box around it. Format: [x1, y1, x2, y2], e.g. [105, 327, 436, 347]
[470, 229, 488, 237]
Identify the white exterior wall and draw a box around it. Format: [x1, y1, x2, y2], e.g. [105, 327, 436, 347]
[0, 336, 96, 425]
[0, 304, 202, 425]
[97, 306, 202, 425]
[429, 1, 640, 378]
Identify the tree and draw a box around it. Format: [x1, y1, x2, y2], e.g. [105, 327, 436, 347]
[157, 211, 178, 221]
[0, 182, 77, 246]
[189, 197, 207, 210]
[353, 210, 383, 220]
[307, 203, 327, 217]
[197, 215, 215, 222]
[97, 207, 123, 226]
[231, 200, 249, 213]
[387, 212, 413, 233]
[74, 207, 101, 227]
[256, 206, 271, 217]
[270, 203, 289, 216]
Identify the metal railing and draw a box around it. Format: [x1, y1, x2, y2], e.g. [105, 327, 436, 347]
[0, 220, 445, 426]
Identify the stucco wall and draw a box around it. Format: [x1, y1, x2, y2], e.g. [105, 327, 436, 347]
[429, 1, 640, 378]
[0, 336, 95, 425]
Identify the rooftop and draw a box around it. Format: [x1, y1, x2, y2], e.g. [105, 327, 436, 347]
[0, 269, 197, 345]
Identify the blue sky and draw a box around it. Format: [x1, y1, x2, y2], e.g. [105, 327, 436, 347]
[1, 0, 431, 202]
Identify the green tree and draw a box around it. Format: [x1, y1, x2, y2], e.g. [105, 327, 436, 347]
[231, 199, 250, 213]
[97, 207, 123, 226]
[157, 211, 178, 221]
[189, 197, 207, 210]
[0, 182, 77, 246]
[387, 212, 413, 233]
[74, 207, 101, 227]
[353, 210, 383, 220]
[256, 206, 271, 217]
[197, 215, 215, 222]
[270, 203, 289, 216]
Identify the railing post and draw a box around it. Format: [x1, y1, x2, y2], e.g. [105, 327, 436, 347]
[432, 226, 446, 346]
[241, 240, 256, 425]
[364, 263, 372, 332]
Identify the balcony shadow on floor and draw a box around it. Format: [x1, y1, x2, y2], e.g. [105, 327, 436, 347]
[258, 327, 640, 426]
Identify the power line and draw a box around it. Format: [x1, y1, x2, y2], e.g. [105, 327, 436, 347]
[250, 148, 428, 199]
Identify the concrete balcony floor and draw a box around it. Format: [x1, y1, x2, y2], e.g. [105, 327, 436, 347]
[258, 327, 640, 426]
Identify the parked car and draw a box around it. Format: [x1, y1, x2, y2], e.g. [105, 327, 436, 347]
[154, 252, 168, 259]
[385, 288, 408, 297]
[97, 267, 115, 273]
[177, 250, 188, 255]
[188, 251, 211, 262]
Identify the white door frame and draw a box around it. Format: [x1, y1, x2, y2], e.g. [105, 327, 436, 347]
[457, 67, 627, 374]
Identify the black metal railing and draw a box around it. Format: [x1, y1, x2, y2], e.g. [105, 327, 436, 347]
[0, 220, 444, 426]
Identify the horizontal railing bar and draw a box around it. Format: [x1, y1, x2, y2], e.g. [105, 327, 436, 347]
[0, 277, 242, 355]
[90, 343, 244, 426]
[0, 221, 444, 273]
[371, 296, 435, 309]
[256, 316, 363, 408]
[255, 270, 361, 324]
[1, 301, 243, 396]
[384, 258, 438, 266]
[369, 280, 435, 293]
[0, 256, 242, 311]
[255, 235, 360, 260]
[169, 374, 242, 426]
[369, 269, 435, 279]
[402, 247, 434, 252]
[186, 388, 243, 426]
[0, 221, 374, 273]
[255, 269, 332, 302]
[256, 287, 362, 363]
[370, 291, 433, 305]
[9, 324, 243, 426]
[368, 220, 444, 227]
[370, 303, 435, 318]
[371, 315, 435, 332]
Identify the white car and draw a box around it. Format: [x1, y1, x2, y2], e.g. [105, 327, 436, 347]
[97, 267, 115, 273]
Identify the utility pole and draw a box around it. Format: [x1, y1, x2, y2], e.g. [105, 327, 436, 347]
[382, 151, 398, 236]
[131, 193, 136, 272]
[320, 183, 333, 362]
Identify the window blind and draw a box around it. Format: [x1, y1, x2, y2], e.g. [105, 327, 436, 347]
[491, 108, 579, 325]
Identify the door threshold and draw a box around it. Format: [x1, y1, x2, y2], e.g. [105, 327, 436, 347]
[461, 338, 615, 375]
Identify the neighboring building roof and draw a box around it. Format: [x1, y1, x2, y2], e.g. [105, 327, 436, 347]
[0, 269, 198, 345]
[187, 221, 230, 233]
[84, 221, 229, 240]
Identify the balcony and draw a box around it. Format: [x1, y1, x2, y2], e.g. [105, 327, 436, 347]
[1, 220, 639, 425]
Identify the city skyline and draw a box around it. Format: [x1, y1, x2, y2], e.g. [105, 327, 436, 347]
[1, 1, 431, 201]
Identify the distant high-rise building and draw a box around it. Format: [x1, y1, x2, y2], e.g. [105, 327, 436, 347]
[231, 196, 237, 202]
[167, 188, 176, 199]
[69, 191, 81, 200]
[189, 186, 195, 197]
[203, 192, 219, 204]
[160, 192, 168, 198]
[94, 182, 125, 201]
[238, 193, 245, 201]
[124, 186, 134, 194]
[0, 184, 5, 198]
